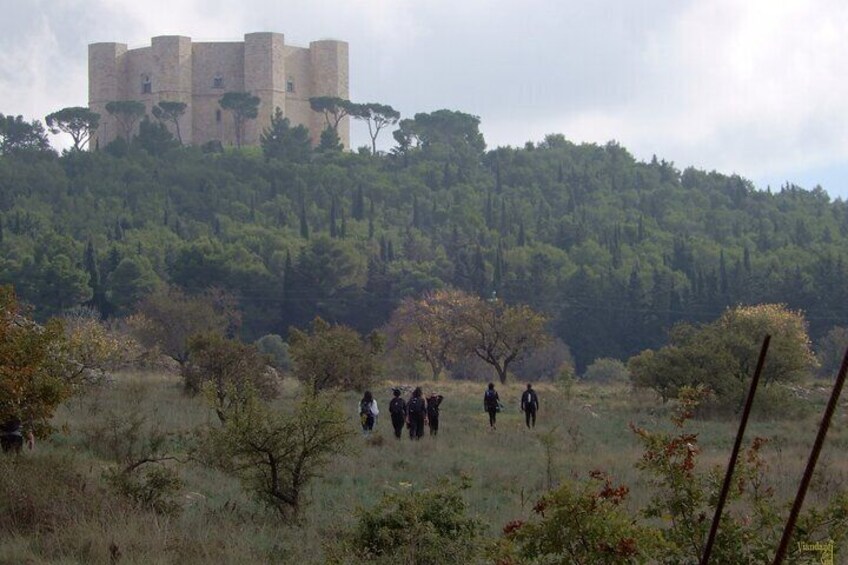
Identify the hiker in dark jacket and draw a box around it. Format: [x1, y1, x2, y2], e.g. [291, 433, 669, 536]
[407, 387, 426, 440]
[388, 388, 407, 439]
[483, 382, 501, 429]
[520, 383, 540, 428]
[0, 417, 25, 454]
[426, 393, 444, 436]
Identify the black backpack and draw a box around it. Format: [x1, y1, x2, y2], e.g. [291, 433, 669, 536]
[389, 397, 405, 415]
[408, 396, 424, 416]
[360, 399, 372, 416]
[484, 389, 497, 408]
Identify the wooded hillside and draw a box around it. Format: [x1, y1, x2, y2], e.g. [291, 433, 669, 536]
[2, 110, 846, 369]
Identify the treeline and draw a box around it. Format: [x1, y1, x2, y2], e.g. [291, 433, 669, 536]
[2, 108, 848, 370]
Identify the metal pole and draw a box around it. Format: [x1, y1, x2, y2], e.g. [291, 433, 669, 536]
[700, 335, 771, 565]
[772, 345, 848, 564]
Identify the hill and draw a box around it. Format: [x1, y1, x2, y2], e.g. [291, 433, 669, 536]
[2, 112, 847, 369]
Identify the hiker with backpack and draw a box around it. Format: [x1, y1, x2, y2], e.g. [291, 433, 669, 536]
[426, 393, 444, 436]
[388, 388, 407, 439]
[0, 417, 33, 454]
[359, 391, 379, 435]
[520, 383, 540, 428]
[407, 387, 426, 440]
[483, 382, 501, 429]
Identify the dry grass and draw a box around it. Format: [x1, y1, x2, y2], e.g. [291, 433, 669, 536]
[1, 372, 846, 562]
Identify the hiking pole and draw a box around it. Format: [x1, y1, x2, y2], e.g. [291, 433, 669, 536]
[700, 335, 770, 565]
[772, 345, 848, 565]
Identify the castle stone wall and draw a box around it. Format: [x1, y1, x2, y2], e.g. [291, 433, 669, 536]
[191, 42, 245, 145]
[88, 32, 348, 149]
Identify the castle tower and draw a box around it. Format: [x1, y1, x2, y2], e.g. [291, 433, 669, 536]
[151, 36, 193, 143]
[244, 32, 286, 146]
[88, 42, 128, 149]
[309, 40, 350, 148]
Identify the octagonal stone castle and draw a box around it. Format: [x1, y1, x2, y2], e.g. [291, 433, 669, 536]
[88, 32, 349, 149]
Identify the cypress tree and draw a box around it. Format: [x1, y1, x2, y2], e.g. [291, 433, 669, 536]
[472, 246, 487, 296]
[83, 239, 102, 311]
[329, 197, 338, 238]
[493, 241, 504, 292]
[368, 198, 376, 240]
[485, 192, 493, 228]
[412, 196, 420, 229]
[387, 239, 395, 262]
[281, 249, 294, 326]
[352, 185, 365, 220]
[299, 201, 309, 239]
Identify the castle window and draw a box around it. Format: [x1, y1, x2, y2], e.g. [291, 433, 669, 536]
[216, 109, 222, 123]
[213, 75, 224, 89]
[286, 78, 295, 93]
[141, 74, 152, 94]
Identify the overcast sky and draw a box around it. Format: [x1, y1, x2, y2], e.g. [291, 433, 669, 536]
[2, 0, 847, 198]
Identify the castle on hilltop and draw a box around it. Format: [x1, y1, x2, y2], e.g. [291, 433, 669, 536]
[88, 32, 348, 149]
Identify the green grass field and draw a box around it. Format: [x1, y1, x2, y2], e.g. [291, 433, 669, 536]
[2, 372, 847, 563]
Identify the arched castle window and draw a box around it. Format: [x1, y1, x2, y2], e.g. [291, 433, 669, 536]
[213, 74, 224, 89]
[216, 109, 222, 123]
[286, 77, 295, 93]
[141, 74, 152, 94]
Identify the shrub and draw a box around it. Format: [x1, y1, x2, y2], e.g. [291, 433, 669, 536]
[181, 333, 278, 420]
[497, 472, 663, 564]
[255, 333, 292, 372]
[81, 401, 184, 516]
[512, 338, 575, 382]
[327, 479, 483, 564]
[104, 465, 182, 516]
[204, 390, 352, 521]
[629, 304, 816, 408]
[289, 317, 382, 393]
[583, 357, 629, 383]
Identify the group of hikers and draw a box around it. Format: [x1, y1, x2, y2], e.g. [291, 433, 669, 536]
[359, 387, 444, 439]
[358, 382, 540, 438]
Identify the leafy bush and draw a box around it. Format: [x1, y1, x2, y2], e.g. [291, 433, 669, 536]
[583, 357, 629, 383]
[255, 333, 292, 372]
[81, 400, 184, 516]
[632, 386, 848, 562]
[204, 390, 351, 521]
[629, 304, 816, 409]
[289, 317, 382, 393]
[512, 338, 575, 382]
[815, 325, 848, 379]
[181, 332, 279, 419]
[104, 465, 182, 516]
[328, 479, 483, 564]
[497, 472, 663, 564]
